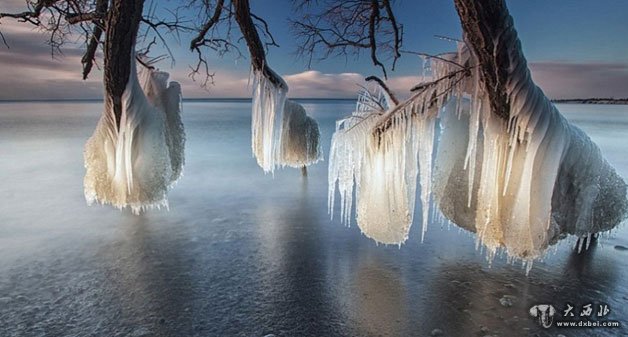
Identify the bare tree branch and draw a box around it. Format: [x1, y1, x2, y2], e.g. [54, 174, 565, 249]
[250, 12, 279, 49]
[401, 50, 466, 69]
[81, 0, 107, 79]
[233, 0, 284, 87]
[365, 75, 398, 105]
[190, 0, 224, 50]
[291, 0, 403, 79]
[382, 0, 401, 69]
[66, 11, 102, 24]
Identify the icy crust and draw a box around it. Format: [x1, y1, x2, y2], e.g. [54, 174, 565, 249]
[329, 37, 627, 263]
[280, 100, 323, 168]
[251, 69, 287, 172]
[83, 55, 185, 214]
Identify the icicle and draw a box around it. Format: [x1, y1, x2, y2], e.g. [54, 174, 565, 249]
[417, 115, 436, 242]
[250, 69, 322, 173]
[328, 88, 425, 244]
[251, 69, 287, 173]
[84, 53, 185, 214]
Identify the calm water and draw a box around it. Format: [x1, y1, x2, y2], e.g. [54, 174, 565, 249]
[0, 101, 627, 337]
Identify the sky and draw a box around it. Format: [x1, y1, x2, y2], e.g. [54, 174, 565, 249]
[0, 0, 627, 100]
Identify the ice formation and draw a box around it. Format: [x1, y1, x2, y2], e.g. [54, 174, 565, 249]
[84, 54, 185, 214]
[280, 100, 323, 168]
[328, 89, 428, 244]
[251, 69, 287, 172]
[329, 39, 627, 263]
[251, 69, 322, 172]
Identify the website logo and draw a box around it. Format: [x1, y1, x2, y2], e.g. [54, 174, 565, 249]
[529, 304, 556, 328]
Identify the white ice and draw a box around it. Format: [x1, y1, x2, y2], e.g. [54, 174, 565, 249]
[251, 69, 322, 172]
[251, 69, 287, 173]
[328, 89, 430, 244]
[328, 40, 627, 263]
[83, 53, 185, 214]
[280, 99, 323, 168]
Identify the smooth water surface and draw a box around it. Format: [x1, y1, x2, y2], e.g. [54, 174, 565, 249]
[0, 101, 627, 336]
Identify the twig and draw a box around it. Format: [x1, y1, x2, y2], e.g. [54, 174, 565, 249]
[401, 49, 465, 69]
[365, 75, 399, 105]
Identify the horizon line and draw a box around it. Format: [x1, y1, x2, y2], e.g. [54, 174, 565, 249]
[1, 97, 627, 103]
[0, 97, 359, 103]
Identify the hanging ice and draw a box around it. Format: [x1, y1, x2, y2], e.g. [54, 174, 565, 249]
[83, 54, 185, 214]
[279, 100, 323, 168]
[328, 88, 434, 244]
[433, 45, 628, 261]
[251, 68, 322, 172]
[328, 41, 627, 262]
[251, 69, 287, 172]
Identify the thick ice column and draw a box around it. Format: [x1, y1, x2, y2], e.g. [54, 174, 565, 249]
[84, 55, 185, 214]
[138, 65, 186, 183]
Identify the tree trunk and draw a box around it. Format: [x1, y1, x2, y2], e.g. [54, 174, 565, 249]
[103, 0, 145, 128]
[453, 0, 519, 120]
[233, 0, 285, 88]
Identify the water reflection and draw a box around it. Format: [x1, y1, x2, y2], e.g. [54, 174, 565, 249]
[349, 256, 408, 337]
[254, 176, 343, 335]
[95, 214, 197, 335]
[1, 101, 627, 336]
[421, 246, 622, 337]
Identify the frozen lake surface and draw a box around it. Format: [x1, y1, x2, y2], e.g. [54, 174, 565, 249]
[0, 100, 627, 336]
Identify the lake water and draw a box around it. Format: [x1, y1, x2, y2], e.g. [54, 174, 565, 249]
[0, 100, 627, 337]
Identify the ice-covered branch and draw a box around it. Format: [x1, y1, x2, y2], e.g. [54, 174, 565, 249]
[454, 0, 513, 120]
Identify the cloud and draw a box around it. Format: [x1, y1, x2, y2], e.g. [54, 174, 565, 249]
[282, 70, 421, 99]
[0, 20, 103, 99]
[1, 15, 626, 101]
[530, 61, 628, 99]
[175, 70, 421, 99]
[0, 0, 28, 13]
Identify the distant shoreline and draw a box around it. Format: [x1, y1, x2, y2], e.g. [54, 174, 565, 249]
[551, 98, 628, 105]
[0, 97, 357, 103]
[1, 97, 627, 105]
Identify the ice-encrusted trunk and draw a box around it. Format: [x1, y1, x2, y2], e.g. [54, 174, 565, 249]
[103, 0, 145, 129]
[439, 0, 628, 260]
[329, 0, 627, 267]
[84, 0, 185, 214]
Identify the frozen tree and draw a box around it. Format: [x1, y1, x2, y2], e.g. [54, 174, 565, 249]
[188, 0, 325, 173]
[2, 0, 626, 255]
[0, 0, 329, 212]
[327, 0, 628, 268]
[1, 0, 192, 213]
